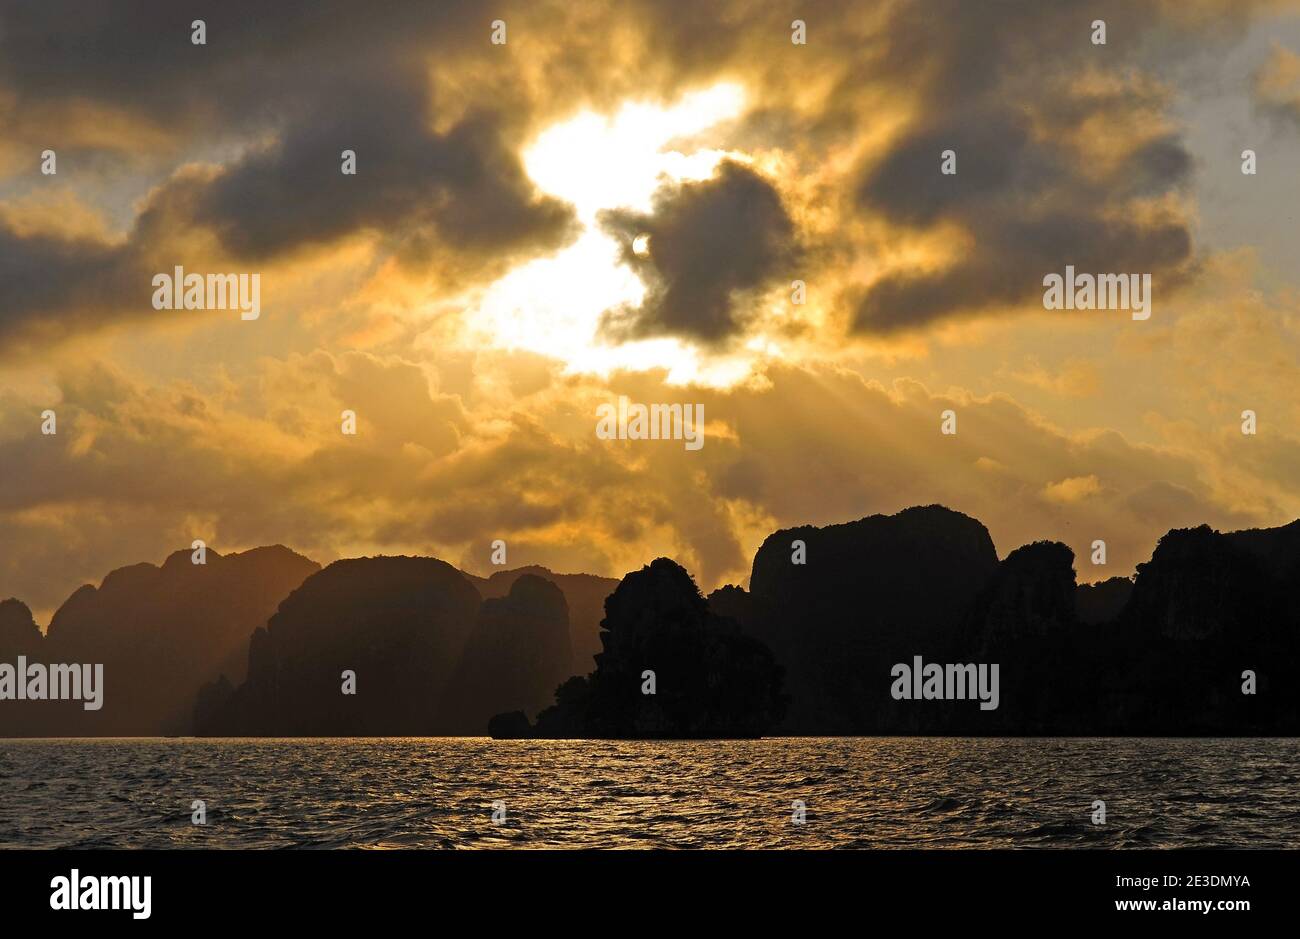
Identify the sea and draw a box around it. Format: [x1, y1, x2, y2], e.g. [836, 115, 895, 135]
[1, 737, 1296, 849]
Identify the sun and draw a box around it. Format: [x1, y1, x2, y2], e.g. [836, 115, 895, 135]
[523, 83, 746, 223]
[467, 83, 757, 385]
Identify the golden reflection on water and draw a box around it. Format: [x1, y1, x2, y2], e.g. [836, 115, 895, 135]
[1, 737, 1295, 849]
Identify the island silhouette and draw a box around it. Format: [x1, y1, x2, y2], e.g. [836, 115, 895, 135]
[2, 505, 1297, 738]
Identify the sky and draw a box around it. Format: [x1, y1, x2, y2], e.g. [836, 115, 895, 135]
[1, 0, 1299, 624]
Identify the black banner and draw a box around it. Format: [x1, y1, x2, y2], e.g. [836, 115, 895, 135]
[0, 849, 1290, 926]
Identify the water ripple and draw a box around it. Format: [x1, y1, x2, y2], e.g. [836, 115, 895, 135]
[0, 737, 1296, 849]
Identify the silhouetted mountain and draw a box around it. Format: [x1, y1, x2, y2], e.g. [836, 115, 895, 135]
[1227, 519, 1300, 624]
[196, 512, 1300, 738]
[732, 510, 1299, 736]
[1125, 525, 1278, 642]
[5, 507, 1299, 739]
[487, 710, 532, 739]
[961, 541, 1093, 734]
[0, 599, 48, 736]
[706, 584, 752, 624]
[197, 556, 481, 735]
[0, 598, 41, 655]
[463, 566, 618, 674]
[443, 574, 573, 732]
[958, 523, 1300, 734]
[746, 505, 999, 733]
[518, 558, 787, 738]
[1227, 518, 1300, 582]
[0, 546, 318, 736]
[970, 541, 1077, 650]
[1093, 523, 1300, 733]
[1075, 576, 1133, 625]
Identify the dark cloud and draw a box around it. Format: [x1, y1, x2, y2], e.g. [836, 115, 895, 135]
[857, 111, 1062, 228]
[856, 209, 1193, 333]
[0, 162, 231, 350]
[853, 101, 1194, 333]
[0, 1, 481, 125]
[850, 0, 1202, 334]
[194, 84, 576, 263]
[0, 0, 1279, 353]
[0, 225, 146, 352]
[1124, 136, 1194, 198]
[576, 0, 1224, 339]
[598, 161, 796, 345]
[0, 0, 576, 350]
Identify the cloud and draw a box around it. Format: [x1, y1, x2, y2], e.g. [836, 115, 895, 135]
[0, 1, 579, 353]
[0, 165, 236, 352]
[0, 0, 1278, 356]
[192, 89, 577, 265]
[1253, 42, 1300, 122]
[0, 222, 143, 352]
[850, 1, 1202, 334]
[1003, 357, 1102, 398]
[0, 341, 1291, 620]
[0, 0, 1296, 621]
[1042, 475, 1103, 504]
[597, 161, 796, 345]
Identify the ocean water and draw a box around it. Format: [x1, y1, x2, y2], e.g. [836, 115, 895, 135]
[1, 737, 1296, 849]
